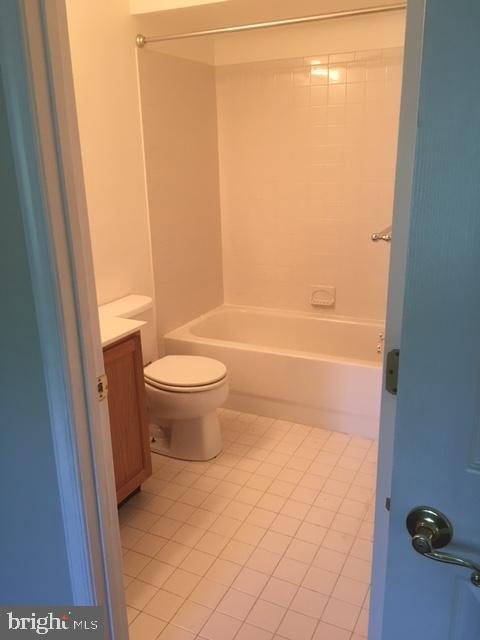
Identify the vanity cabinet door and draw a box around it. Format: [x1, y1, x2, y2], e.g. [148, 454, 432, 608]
[103, 332, 152, 503]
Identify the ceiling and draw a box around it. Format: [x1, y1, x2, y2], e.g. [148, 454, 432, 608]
[131, 0, 405, 38]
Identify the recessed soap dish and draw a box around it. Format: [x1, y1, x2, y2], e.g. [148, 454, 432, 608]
[310, 286, 336, 307]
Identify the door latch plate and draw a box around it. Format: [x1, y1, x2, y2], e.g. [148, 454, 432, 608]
[385, 349, 400, 395]
[97, 374, 108, 401]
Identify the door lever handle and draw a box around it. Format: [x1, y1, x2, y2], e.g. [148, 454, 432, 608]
[406, 506, 480, 587]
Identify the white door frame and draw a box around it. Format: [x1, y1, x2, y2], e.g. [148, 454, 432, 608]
[0, 0, 430, 638]
[0, 2, 127, 638]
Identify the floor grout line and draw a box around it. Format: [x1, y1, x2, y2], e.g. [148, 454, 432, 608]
[123, 409, 375, 640]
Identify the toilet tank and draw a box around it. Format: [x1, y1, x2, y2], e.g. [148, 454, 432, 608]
[98, 295, 158, 364]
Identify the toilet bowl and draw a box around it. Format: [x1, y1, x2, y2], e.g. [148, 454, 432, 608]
[144, 355, 228, 461]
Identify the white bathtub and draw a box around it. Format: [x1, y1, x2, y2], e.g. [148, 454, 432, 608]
[165, 305, 383, 439]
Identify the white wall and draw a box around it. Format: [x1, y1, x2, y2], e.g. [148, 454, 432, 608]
[131, 0, 229, 14]
[65, 2, 156, 308]
[138, 50, 224, 349]
[214, 11, 405, 65]
[69, 4, 404, 342]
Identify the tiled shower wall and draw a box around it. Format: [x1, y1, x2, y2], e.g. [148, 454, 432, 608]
[216, 49, 403, 321]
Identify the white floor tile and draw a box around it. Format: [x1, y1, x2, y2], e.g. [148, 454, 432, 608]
[313, 548, 347, 573]
[354, 608, 369, 636]
[321, 597, 361, 631]
[137, 560, 175, 588]
[209, 514, 241, 537]
[156, 541, 191, 567]
[289, 486, 319, 504]
[125, 580, 157, 610]
[221, 540, 255, 565]
[128, 612, 166, 640]
[199, 611, 242, 640]
[246, 507, 277, 529]
[305, 506, 336, 528]
[270, 514, 301, 536]
[171, 601, 211, 634]
[246, 599, 286, 633]
[290, 586, 328, 618]
[133, 533, 168, 558]
[162, 568, 201, 598]
[221, 501, 253, 522]
[235, 622, 274, 640]
[201, 494, 230, 514]
[349, 538, 373, 562]
[186, 509, 218, 531]
[157, 624, 196, 640]
[273, 557, 309, 585]
[295, 522, 328, 545]
[234, 522, 267, 546]
[236, 486, 264, 506]
[321, 530, 355, 555]
[313, 621, 351, 640]
[245, 474, 273, 491]
[123, 550, 153, 577]
[302, 566, 338, 595]
[213, 480, 241, 499]
[330, 513, 362, 536]
[285, 539, 318, 564]
[126, 605, 139, 624]
[195, 531, 229, 555]
[260, 577, 298, 608]
[122, 410, 376, 640]
[277, 468, 303, 484]
[246, 548, 282, 575]
[189, 578, 228, 609]
[268, 479, 296, 498]
[173, 524, 206, 547]
[313, 493, 343, 512]
[120, 526, 144, 550]
[331, 576, 369, 607]
[149, 517, 182, 540]
[205, 559, 242, 586]
[124, 508, 160, 532]
[164, 502, 196, 523]
[281, 499, 310, 520]
[277, 609, 318, 640]
[179, 549, 217, 577]
[217, 588, 256, 620]
[233, 568, 269, 597]
[143, 589, 184, 621]
[258, 531, 292, 555]
[341, 556, 372, 583]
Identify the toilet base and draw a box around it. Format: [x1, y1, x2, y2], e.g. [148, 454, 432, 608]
[149, 411, 223, 461]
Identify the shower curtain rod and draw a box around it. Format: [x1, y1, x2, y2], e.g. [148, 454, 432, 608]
[135, 3, 406, 47]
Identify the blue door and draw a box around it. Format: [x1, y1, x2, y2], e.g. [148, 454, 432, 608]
[377, 1, 480, 637]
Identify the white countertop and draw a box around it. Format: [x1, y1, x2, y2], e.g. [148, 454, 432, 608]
[98, 295, 152, 348]
[99, 315, 146, 348]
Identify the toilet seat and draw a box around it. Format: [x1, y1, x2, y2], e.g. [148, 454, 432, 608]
[144, 355, 227, 393]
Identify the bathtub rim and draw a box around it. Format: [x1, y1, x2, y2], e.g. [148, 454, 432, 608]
[165, 304, 384, 370]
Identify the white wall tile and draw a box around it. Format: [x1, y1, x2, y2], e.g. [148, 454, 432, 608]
[216, 49, 402, 321]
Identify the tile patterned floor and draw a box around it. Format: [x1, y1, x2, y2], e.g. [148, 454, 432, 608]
[120, 409, 377, 640]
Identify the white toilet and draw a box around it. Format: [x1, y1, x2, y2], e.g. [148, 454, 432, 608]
[144, 355, 228, 461]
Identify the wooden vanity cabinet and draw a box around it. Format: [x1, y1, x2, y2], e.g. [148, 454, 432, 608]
[103, 332, 152, 503]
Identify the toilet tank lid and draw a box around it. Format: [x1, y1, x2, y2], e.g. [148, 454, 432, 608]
[99, 295, 153, 319]
[144, 355, 227, 387]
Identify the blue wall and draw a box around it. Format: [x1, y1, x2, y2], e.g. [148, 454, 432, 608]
[0, 76, 73, 603]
